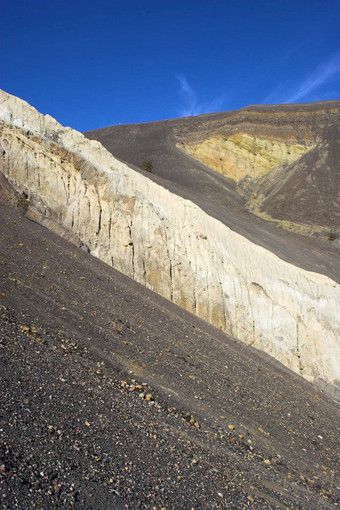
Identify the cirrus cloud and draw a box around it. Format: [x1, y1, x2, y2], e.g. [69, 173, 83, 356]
[264, 54, 340, 105]
[176, 75, 227, 117]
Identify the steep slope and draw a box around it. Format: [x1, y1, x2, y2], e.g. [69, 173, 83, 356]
[1, 190, 340, 509]
[86, 100, 340, 237]
[1, 89, 339, 397]
[257, 126, 340, 230]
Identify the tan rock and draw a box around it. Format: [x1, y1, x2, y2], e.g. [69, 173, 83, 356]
[178, 134, 311, 182]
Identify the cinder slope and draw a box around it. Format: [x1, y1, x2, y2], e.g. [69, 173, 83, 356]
[258, 124, 340, 229]
[1, 191, 339, 510]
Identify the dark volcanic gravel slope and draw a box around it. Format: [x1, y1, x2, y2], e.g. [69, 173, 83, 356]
[1, 196, 340, 509]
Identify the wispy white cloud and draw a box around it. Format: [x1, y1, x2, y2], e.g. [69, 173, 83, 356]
[264, 54, 340, 105]
[176, 75, 226, 117]
[177, 75, 198, 116]
[283, 55, 340, 104]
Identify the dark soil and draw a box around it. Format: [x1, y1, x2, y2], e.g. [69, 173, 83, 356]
[1, 191, 340, 509]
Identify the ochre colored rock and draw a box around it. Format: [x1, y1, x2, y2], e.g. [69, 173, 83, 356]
[178, 134, 311, 182]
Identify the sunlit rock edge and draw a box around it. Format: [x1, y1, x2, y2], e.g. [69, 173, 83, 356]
[1, 89, 339, 397]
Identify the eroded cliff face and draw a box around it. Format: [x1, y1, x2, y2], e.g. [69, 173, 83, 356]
[1, 90, 339, 396]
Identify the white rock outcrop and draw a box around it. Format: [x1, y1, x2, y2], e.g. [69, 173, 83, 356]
[1, 89, 339, 395]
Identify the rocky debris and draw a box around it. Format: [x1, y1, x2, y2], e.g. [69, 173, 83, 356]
[2, 307, 339, 509]
[0, 198, 339, 509]
[1, 89, 340, 395]
[1, 311, 283, 510]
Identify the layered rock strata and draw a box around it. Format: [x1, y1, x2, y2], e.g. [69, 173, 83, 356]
[175, 105, 340, 231]
[177, 134, 311, 182]
[1, 90, 339, 396]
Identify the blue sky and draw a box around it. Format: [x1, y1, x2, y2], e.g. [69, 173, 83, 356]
[1, 0, 340, 131]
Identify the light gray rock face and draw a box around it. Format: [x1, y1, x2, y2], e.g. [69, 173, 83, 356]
[1, 89, 339, 395]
